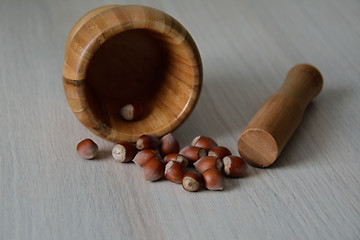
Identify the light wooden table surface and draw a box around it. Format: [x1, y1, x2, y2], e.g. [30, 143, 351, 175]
[1, 0, 359, 239]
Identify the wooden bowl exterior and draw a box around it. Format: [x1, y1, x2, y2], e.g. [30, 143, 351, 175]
[63, 5, 202, 142]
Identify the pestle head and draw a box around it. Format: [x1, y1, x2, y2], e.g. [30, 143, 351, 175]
[238, 129, 278, 168]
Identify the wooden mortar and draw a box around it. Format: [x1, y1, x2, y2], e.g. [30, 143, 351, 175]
[63, 5, 202, 142]
[238, 64, 323, 168]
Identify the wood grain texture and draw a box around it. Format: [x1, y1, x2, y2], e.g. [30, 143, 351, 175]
[1, 0, 360, 239]
[63, 5, 202, 142]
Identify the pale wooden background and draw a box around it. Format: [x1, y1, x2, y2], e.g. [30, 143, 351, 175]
[1, 0, 359, 239]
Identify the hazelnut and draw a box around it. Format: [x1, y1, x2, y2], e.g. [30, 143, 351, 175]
[193, 156, 223, 174]
[165, 161, 186, 184]
[163, 153, 188, 167]
[222, 156, 247, 177]
[76, 138, 98, 159]
[143, 158, 165, 181]
[120, 102, 143, 121]
[191, 136, 217, 151]
[160, 133, 180, 157]
[182, 172, 202, 192]
[112, 142, 137, 163]
[179, 146, 207, 164]
[136, 134, 160, 150]
[208, 146, 232, 159]
[202, 168, 224, 191]
[133, 149, 161, 167]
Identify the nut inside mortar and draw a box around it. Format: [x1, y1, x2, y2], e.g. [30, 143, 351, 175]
[85, 29, 198, 137]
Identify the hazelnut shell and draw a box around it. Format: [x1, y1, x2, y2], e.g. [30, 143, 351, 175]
[133, 149, 160, 167]
[164, 153, 189, 167]
[136, 134, 160, 150]
[143, 158, 165, 181]
[191, 136, 218, 151]
[182, 172, 202, 192]
[179, 146, 207, 164]
[222, 156, 247, 177]
[120, 102, 143, 121]
[165, 161, 186, 184]
[193, 156, 223, 173]
[208, 146, 232, 159]
[202, 168, 224, 191]
[112, 142, 137, 162]
[160, 133, 180, 157]
[76, 139, 98, 159]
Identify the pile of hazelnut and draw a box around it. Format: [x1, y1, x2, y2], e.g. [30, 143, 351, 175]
[76, 134, 247, 192]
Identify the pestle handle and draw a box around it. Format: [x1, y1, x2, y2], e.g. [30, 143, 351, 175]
[237, 64, 323, 168]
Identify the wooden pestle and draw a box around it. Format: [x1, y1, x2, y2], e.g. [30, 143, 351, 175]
[237, 64, 323, 168]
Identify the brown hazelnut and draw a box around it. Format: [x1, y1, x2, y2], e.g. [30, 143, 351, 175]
[208, 146, 232, 159]
[120, 102, 143, 121]
[182, 172, 202, 192]
[191, 136, 218, 151]
[76, 139, 98, 159]
[136, 134, 160, 150]
[160, 133, 180, 157]
[222, 156, 247, 177]
[163, 153, 189, 167]
[193, 156, 223, 173]
[143, 158, 165, 181]
[133, 149, 161, 167]
[112, 142, 137, 163]
[179, 146, 207, 164]
[165, 161, 186, 184]
[202, 168, 224, 191]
